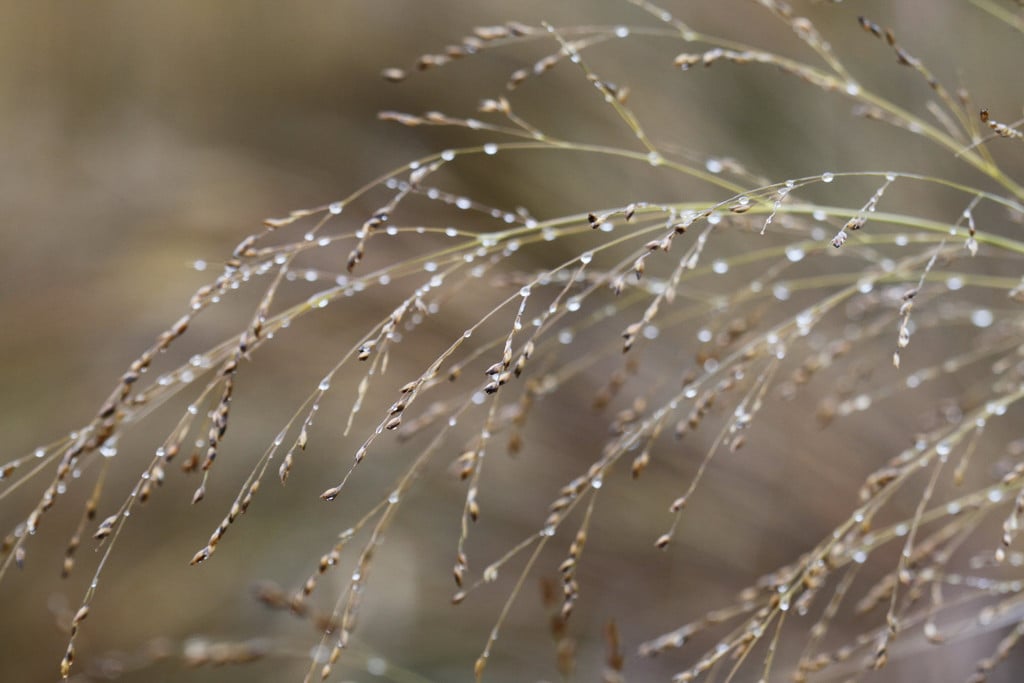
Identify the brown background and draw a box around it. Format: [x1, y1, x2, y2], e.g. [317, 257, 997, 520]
[2, 2, 1022, 682]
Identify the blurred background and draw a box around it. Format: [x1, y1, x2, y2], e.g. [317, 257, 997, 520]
[2, 1, 1022, 682]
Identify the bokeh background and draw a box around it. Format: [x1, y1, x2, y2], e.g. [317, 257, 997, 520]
[2, 1, 1022, 682]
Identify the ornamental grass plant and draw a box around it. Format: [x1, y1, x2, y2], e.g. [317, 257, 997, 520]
[2, 1, 1024, 682]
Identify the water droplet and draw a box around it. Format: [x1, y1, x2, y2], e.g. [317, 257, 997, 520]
[319, 379, 331, 391]
[329, 202, 343, 215]
[711, 259, 729, 274]
[821, 172, 834, 183]
[971, 309, 993, 328]
[614, 26, 630, 38]
[705, 158, 723, 174]
[441, 149, 455, 161]
[367, 657, 388, 676]
[193, 259, 207, 271]
[987, 402, 1007, 417]
[580, 251, 593, 265]
[519, 285, 531, 298]
[483, 143, 498, 155]
[796, 311, 814, 335]
[785, 245, 805, 262]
